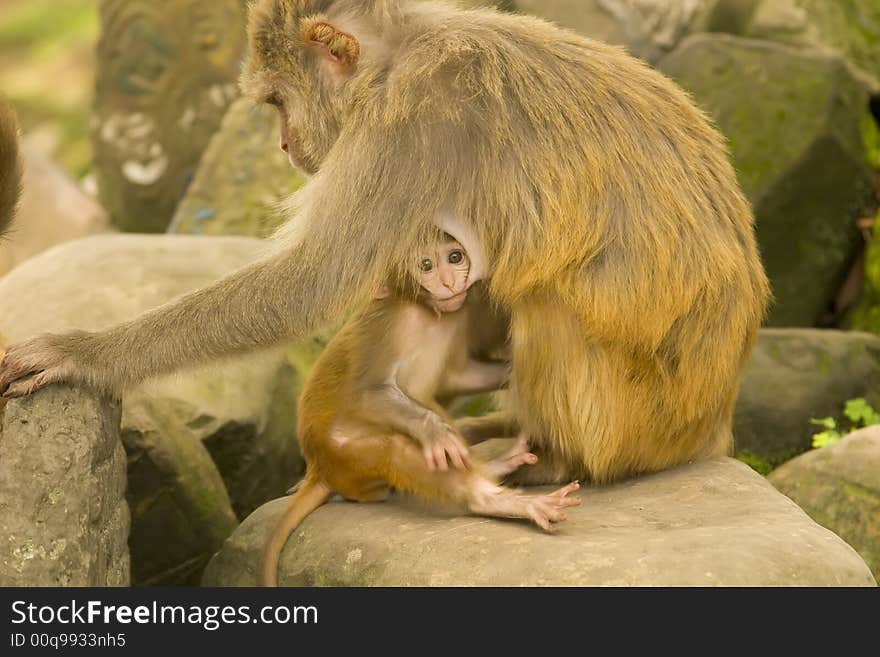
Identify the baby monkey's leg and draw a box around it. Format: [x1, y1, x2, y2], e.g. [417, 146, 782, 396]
[501, 438, 577, 486]
[481, 434, 538, 479]
[381, 434, 581, 532]
[455, 410, 519, 445]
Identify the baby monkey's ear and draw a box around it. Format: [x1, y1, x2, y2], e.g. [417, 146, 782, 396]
[300, 16, 361, 78]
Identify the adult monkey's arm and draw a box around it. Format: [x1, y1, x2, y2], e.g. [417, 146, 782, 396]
[0, 4, 486, 398]
[0, 131, 440, 397]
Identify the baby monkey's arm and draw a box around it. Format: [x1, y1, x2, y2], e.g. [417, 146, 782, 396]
[442, 359, 508, 397]
[359, 384, 472, 471]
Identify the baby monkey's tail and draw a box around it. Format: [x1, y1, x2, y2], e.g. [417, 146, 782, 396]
[260, 476, 333, 587]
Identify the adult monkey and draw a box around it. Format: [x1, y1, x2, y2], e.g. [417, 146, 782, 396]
[0, 0, 769, 485]
[0, 98, 22, 238]
[0, 97, 22, 415]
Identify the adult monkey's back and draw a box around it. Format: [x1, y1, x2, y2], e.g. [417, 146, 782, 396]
[0, 1, 769, 484]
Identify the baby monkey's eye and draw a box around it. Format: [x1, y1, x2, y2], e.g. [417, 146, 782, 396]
[419, 258, 434, 272]
[448, 250, 465, 265]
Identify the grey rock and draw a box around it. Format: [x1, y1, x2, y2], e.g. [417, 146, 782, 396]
[203, 457, 875, 586]
[0, 386, 129, 586]
[514, 0, 711, 63]
[659, 34, 876, 326]
[734, 329, 880, 469]
[769, 425, 880, 582]
[689, 0, 762, 34]
[0, 234, 306, 584]
[92, 0, 246, 232]
[0, 142, 113, 278]
[169, 98, 306, 238]
[123, 399, 237, 586]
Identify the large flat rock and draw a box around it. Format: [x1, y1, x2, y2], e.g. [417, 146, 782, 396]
[203, 458, 875, 587]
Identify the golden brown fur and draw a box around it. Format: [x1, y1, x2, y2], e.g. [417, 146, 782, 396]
[261, 286, 578, 587]
[0, 1, 769, 486]
[0, 98, 22, 239]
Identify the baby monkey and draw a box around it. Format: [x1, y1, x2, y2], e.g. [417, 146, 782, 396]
[261, 234, 581, 586]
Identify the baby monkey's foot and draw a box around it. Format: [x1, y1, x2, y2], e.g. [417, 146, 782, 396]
[520, 482, 582, 532]
[483, 434, 538, 479]
[470, 481, 582, 532]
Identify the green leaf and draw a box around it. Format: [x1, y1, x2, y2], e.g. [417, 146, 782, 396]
[809, 417, 837, 430]
[843, 398, 880, 428]
[812, 430, 843, 449]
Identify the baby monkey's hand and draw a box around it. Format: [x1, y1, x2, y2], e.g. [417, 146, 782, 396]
[420, 425, 472, 471]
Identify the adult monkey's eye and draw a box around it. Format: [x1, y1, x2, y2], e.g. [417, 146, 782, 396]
[448, 250, 464, 265]
[266, 94, 282, 108]
[420, 258, 434, 272]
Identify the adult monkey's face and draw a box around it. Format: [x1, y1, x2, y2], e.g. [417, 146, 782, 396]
[239, 0, 489, 283]
[240, 0, 371, 175]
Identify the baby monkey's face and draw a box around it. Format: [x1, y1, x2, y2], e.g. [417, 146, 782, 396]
[415, 238, 471, 313]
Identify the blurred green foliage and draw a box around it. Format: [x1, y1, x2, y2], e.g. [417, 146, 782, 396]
[0, 0, 99, 177]
[810, 398, 880, 449]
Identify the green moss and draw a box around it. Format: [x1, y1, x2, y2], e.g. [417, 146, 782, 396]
[736, 450, 774, 476]
[286, 330, 337, 375]
[737, 445, 805, 475]
[852, 210, 880, 335]
[861, 113, 880, 169]
[799, 0, 880, 85]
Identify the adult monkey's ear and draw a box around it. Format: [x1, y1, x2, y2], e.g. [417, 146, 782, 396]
[300, 16, 361, 78]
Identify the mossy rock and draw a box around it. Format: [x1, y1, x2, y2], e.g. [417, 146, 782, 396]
[690, 1, 880, 92]
[169, 97, 306, 238]
[514, 0, 710, 63]
[734, 328, 880, 469]
[690, 0, 762, 35]
[747, 0, 880, 92]
[659, 34, 876, 326]
[769, 425, 880, 582]
[92, 0, 246, 232]
[123, 399, 238, 586]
